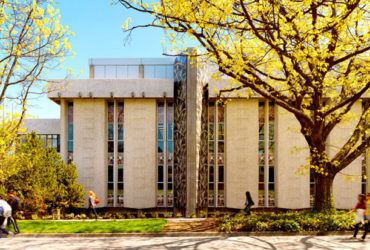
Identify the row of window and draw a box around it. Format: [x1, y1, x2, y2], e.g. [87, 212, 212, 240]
[94, 65, 173, 79]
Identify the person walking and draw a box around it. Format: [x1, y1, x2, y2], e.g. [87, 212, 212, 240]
[361, 193, 370, 241]
[7, 191, 22, 234]
[87, 191, 98, 220]
[0, 195, 13, 238]
[244, 191, 255, 215]
[348, 194, 366, 240]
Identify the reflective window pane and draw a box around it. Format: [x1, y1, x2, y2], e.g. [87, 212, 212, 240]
[108, 124, 114, 140]
[94, 66, 105, 79]
[118, 124, 124, 140]
[144, 65, 155, 78]
[157, 141, 164, 153]
[105, 66, 117, 79]
[127, 65, 139, 78]
[167, 141, 173, 154]
[117, 66, 128, 79]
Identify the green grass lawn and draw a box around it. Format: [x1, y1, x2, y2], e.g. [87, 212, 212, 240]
[15, 219, 167, 233]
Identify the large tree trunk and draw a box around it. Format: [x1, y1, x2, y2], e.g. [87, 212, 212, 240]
[314, 173, 336, 213]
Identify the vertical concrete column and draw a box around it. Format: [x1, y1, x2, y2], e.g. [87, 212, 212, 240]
[275, 105, 310, 208]
[59, 99, 68, 164]
[226, 99, 259, 208]
[89, 65, 94, 79]
[73, 99, 107, 207]
[124, 99, 156, 208]
[185, 49, 204, 216]
[139, 64, 144, 79]
[331, 101, 362, 209]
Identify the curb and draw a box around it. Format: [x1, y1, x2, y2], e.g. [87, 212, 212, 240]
[12, 231, 354, 238]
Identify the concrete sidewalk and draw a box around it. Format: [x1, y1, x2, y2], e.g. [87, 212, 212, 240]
[0, 235, 368, 249]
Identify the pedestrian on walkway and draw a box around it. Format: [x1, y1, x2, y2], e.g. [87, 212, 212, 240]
[0, 195, 13, 238]
[348, 194, 366, 241]
[87, 191, 98, 220]
[361, 193, 370, 241]
[244, 191, 255, 215]
[7, 191, 23, 234]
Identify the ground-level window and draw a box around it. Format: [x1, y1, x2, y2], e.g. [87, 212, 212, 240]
[38, 134, 60, 152]
[208, 102, 225, 207]
[157, 101, 174, 207]
[258, 101, 275, 207]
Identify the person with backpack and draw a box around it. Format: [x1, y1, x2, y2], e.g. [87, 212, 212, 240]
[0, 195, 13, 238]
[361, 193, 370, 241]
[348, 194, 366, 240]
[87, 191, 98, 220]
[244, 191, 255, 215]
[7, 191, 22, 234]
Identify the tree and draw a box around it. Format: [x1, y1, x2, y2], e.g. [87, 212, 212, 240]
[0, 0, 73, 134]
[117, 0, 370, 212]
[1, 132, 84, 213]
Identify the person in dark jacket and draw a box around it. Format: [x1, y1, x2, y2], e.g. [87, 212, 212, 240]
[244, 191, 255, 215]
[7, 192, 22, 234]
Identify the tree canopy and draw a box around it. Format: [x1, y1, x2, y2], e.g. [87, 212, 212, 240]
[118, 0, 370, 211]
[0, 0, 73, 131]
[0, 131, 84, 213]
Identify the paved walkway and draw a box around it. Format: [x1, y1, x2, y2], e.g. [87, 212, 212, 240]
[0, 236, 368, 249]
[163, 218, 218, 232]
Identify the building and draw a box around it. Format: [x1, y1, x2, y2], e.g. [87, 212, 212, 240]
[25, 52, 369, 215]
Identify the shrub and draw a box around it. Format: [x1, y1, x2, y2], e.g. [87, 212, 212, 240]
[150, 212, 159, 218]
[65, 213, 75, 219]
[163, 212, 173, 218]
[218, 210, 356, 232]
[102, 213, 112, 219]
[115, 212, 125, 219]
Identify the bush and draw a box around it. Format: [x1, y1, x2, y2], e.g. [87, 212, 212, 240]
[218, 210, 356, 232]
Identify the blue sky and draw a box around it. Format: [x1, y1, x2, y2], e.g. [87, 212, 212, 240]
[6, 0, 168, 118]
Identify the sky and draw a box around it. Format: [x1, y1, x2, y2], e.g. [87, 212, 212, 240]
[4, 0, 169, 118]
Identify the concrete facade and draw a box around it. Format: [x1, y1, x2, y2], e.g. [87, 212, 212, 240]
[225, 99, 259, 209]
[331, 102, 362, 209]
[124, 99, 157, 208]
[275, 106, 310, 209]
[73, 99, 107, 206]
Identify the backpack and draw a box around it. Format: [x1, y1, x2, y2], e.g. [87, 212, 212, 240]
[0, 200, 12, 217]
[94, 197, 100, 204]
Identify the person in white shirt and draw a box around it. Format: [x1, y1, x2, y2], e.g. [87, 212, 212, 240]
[0, 195, 12, 238]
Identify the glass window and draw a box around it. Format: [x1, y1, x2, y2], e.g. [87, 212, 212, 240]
[105, 66, 117, 79]
[167, 141, 173, 154]
[166, 65, 173, 79]
[155, 65, 166, 78]
[127, 65, 139, 78]
[94, 66, 105, 79]
[118, 141, 124, 152]
[117, 125, 124, 140]
[117, 66, 128, 79]
[108, 124, 114, 140]
[144, 65, 155, 78]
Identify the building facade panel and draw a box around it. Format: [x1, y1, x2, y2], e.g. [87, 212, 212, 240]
[275, 105, 310, 209]
[225, 99, 259, 209]
[124, 99, 156, 208]
[331, 101, 362, 209]
[73, 99, 107, 207]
